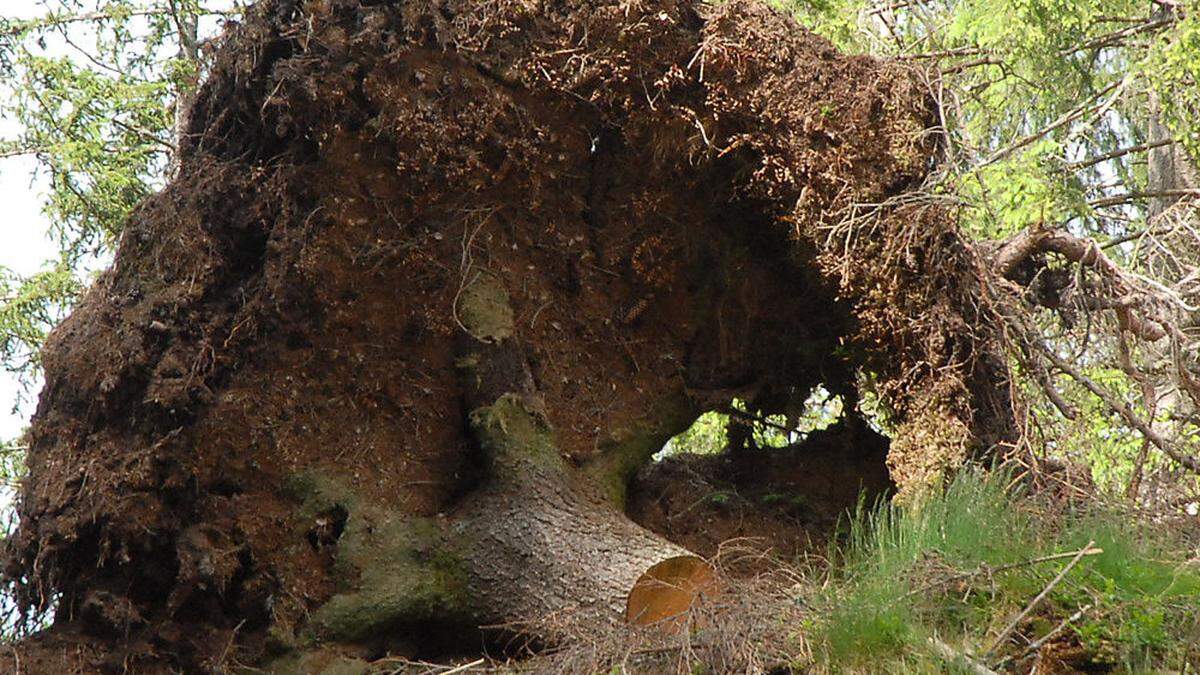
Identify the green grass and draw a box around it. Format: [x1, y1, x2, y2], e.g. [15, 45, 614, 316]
[809, 469, 1200, 672]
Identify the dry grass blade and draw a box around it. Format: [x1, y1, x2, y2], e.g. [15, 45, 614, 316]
[927, 636, 999, 675]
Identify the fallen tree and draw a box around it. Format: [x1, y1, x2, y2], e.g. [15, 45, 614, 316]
[10, 0, 1184, 671]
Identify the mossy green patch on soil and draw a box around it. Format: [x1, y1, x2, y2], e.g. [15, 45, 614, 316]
[283, 470, 361, 520]
[285, 472, 468, 643]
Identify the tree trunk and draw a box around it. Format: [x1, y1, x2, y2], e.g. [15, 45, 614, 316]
[1128, 0, 1199, 499]
[1147, 2, 1197, 226]
[1, 0, 1018, 671]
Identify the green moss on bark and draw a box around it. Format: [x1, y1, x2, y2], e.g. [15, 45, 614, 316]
[309, 513, 468, 642]
[283, 472, 469, 643]
[586, 391, 697, 507]
[469, 393, 562, 474]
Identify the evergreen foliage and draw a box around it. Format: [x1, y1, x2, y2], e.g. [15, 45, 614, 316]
[0, 0, 238, 381]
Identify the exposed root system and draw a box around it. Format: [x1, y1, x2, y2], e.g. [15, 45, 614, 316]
[1, 0, 1019, 671]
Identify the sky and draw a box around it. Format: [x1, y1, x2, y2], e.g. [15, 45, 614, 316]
[0, 1, 58, 441]
[0, 150, 54, 441]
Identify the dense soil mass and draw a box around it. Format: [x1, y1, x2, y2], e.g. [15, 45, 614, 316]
[1, 0, 1016, 671]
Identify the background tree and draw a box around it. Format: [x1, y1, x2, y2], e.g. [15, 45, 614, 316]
[757, 0, 1200, 499]
[0, 0, 240, 380]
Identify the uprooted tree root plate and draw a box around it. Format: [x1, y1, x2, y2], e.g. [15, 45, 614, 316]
[1, 0, 1019, 672]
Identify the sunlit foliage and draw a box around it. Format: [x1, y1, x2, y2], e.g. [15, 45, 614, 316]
[0, 1, 239, 385]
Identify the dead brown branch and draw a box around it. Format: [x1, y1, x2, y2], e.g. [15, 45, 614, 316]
[993, 226, 1167, 340]
[984, 541, 1096, 657]
[1035, 341, 1200, 473]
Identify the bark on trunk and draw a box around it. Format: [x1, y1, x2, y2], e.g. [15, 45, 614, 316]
[450, 275, 688, 632]
[1130, 0, 1199, 497]
[299, 276, 691, 649]
[1147, 2, 1197, 225]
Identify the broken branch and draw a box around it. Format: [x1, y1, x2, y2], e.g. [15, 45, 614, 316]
[984, 541, 1095, 658]
[992, 226, 1166, 341]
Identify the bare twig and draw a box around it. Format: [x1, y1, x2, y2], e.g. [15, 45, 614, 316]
[110, 118, 177, 152]
[722, 405, 796, 436]
[865, 0, 922, 17]
[1090, 189, 1200, 209]
[1015, 346, 1079, 420]
[1059, 17, 1176, 55]
[898, 45, 986, 60]
[978, 78, 1125, 169]
[1067, 138, 1177, 171]
[1035, 341, 1200, 473]
[1101, 228, 1146, 249]
[993, 603, 1093, 669]
[984, 541, 1096, 657]
[0, 7, 240, 40]
[905, 545, 1102, 598]
[441, 658, 487, 674]
[941, 56, 1003, 75]
[0, 146, 43, 160]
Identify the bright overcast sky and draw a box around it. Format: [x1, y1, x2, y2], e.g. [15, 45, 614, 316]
[0, 2, 58, 441]
[0, 150, 53, 442]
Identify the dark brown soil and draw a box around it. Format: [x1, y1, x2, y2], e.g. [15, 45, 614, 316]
[628, 419, 893, 562]
[0, 0, 1016, 671]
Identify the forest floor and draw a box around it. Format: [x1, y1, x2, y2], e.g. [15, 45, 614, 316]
[383, 466, 1200, 675]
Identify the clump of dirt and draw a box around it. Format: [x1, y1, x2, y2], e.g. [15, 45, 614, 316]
[1, 0, 1016, 671]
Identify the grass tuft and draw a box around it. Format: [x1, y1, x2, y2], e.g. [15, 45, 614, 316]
[810, 468, 1200, 672]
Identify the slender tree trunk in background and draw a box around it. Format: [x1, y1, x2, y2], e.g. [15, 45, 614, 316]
[1130, 0, 1198, 499]
[169, 0, 201, 176]
[1147, 4, 1196, 225]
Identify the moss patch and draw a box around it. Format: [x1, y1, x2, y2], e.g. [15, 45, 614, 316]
[586, 391, 697, 507]
[469, 393, 564, 475]
[458, 274, 514, 342]
[283, 470, 362, 520]
[287, 473, 469, 643]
